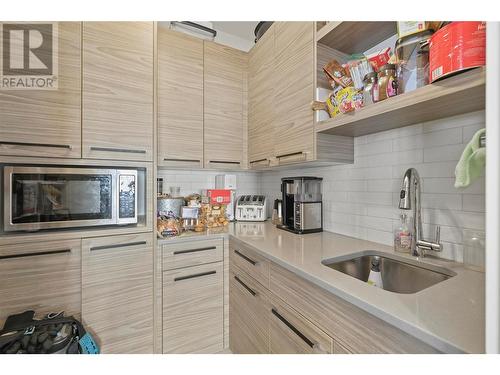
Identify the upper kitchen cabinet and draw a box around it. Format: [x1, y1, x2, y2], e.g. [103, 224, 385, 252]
[158, 28, 204, 169]
[273, 22, 315, 165]
[248, 23, 276, 169]
[0, 22, 82, 159]
[204, 41, 247, 170]
[82, 22, 154, 162]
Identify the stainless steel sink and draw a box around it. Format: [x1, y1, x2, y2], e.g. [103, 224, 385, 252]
[322, 251, 456, 294]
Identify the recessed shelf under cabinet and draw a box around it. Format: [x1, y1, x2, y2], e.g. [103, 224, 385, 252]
[315, 68, 485, 137]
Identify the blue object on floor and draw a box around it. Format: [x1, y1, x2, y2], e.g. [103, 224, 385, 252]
[79, 332, 100, 354]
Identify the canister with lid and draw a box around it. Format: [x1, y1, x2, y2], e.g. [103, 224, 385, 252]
[377, 64, 398, 101]
[362, 72, 378, 106]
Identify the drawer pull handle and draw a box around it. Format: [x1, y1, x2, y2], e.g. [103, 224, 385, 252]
[163, 158, 201, 163]
[234, 275, 256, 296]
[0, 249, 71, 260]
[174, 270, 216, 282]
[90, 146, 146, 154]
[271, 308, 315, 349]
[208, 160, 241, 165]
[173, 246, 217, 255]
[0, 141, 72, 149]
[249, 158, 270, 165]
[234, 249, 257, 266]
[90, 240, 147, 251]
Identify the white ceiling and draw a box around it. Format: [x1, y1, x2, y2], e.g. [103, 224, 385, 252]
[211, 21, 259, 41]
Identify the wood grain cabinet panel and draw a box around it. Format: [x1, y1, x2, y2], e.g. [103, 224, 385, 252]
[162, 238, 223, 271]
[273, 22, 315, 164]
[204, 41, 247, 169]
[163, 262, 224, 353]
[229, 238, 270, 288]
[248, 24, 276, 168]
[0, 22, 81, 158]
[0, 239, 81, 326]
[82, 22, 154, 161]
[82, 233, 154, 354]
[229, 266, 270, 354]
[158, 28, 204, 168]
[269, 296, 333, 354]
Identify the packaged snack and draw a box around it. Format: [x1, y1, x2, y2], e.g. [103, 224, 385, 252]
[206, 189, 231, 205]
[335, 87, 364, 114]
[397, 21, 442, 39]
[345, 55, 373, 90]
[366, 47, 392, 72]
[323, 59, 353, 88]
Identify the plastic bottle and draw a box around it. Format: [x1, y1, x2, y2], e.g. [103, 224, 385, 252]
[394, 213, 412, 253]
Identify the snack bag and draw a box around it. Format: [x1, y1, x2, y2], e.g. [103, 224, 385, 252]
[323, 59, 353, 88]
[335, 87, 364, 114]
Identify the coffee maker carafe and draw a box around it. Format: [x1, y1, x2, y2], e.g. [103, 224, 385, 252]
[278, 177, 323, 234]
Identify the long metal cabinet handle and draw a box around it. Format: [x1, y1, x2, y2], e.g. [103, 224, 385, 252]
[0, 249, 71, 260]
[271, 308, 315, 349]
[90, 240, 147, 251]
[0, 141, 72, 149]
[234, 275, 257, 296]
[276, 151, 305, 159]
[249, 158, 270, 164]
[174, 270, 216, 282]
[90, 146, 146, 154]
[173, 246, 216, 255]
[208, 160, 241, 165]
[234, 249, 257, 266]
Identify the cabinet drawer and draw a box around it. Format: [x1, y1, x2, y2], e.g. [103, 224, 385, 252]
[269, 296, 333, 354]
[0, 239, 81, 326]
[82, 233, 153, 354]
[229, 265, 269, 354]
[163, 262, 223, 353]
[162, 238, 223, 271]
[229, 238, 269, 288]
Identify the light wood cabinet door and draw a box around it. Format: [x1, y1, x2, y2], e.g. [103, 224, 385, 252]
[82, 22, 154, 161]
[82, 233, 154, 354]
[163, 262, 224, 353]
[0, 239, 81, 326]
[269, 296, 333, 354]
[248, 24, 275, 168]
[229, 266, 269, 354]
[162, 238, 223, 271]
[273, 22, 315, 165]
[0, 22, 81, 158]
[158, 28, 204, 168]
[203, 41, 247, 170]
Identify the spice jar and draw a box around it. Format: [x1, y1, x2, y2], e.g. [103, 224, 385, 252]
[362, 72, 378, 106]
[377, 64, 398, 101]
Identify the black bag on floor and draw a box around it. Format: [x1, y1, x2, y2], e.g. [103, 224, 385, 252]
[0, 310, 99, 354]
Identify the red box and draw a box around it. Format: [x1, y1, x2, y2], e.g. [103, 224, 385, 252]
[207, 189, 231, 205]
[429, 21, 486, 83]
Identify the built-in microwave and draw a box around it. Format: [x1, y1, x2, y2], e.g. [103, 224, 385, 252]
[3, 166, 138, 232]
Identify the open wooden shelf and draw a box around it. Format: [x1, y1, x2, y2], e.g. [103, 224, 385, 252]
[316, 22, 397, 54]
[315, 68, 486, 137]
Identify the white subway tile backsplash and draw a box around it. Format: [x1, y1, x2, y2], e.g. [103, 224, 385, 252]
[260, 111, 485, 262]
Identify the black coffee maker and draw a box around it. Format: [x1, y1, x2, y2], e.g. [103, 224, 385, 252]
[278, 177, 323, 234]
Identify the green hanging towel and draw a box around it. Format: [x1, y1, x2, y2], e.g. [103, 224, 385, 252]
[455, 128, 486, 188]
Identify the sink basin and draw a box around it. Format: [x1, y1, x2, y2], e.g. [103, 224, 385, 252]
[322, 251, 456, 294]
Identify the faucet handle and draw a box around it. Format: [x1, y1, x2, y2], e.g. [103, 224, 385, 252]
[435, 225, 441, 243]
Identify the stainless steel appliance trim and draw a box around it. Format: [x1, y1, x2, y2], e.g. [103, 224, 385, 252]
[3, 166, 123, 232]
[116, 169, 138, 225]
[0, 141, 72, 149]
[90, 240, 147, 251]
[89, 146, 147, 154]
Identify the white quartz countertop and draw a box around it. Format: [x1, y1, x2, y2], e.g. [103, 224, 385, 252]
[159, 221, 485, 353]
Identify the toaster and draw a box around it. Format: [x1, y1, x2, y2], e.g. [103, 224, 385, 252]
[235, 195, 267, 222]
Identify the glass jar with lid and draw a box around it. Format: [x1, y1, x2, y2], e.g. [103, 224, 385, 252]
[362, 72, 379, 106]
[377, 64, 398, 101]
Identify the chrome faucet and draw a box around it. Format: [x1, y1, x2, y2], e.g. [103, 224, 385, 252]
[398, 168, 442, 257]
